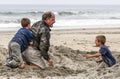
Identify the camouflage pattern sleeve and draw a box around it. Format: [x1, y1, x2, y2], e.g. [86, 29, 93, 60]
[39, 27, 50, 61]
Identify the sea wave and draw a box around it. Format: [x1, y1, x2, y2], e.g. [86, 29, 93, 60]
[0, 19, 20, 23]
[0, 11, 83, 16]
[0, 11, 114, 16]
[0, 10, 120, 20]
[0, 11, 44, 15]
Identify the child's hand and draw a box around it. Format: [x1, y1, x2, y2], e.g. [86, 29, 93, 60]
[29, 41, 33, 46]
[48, 59, 54, 67]
[19, 62, 25, 68]
[85, 54, 92, 58]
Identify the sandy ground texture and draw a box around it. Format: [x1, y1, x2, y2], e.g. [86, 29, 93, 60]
[0, 28, 120, 79]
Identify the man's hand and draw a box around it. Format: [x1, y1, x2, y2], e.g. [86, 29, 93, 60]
[48, 59, 54, 67]
[85, 54, 93, 58]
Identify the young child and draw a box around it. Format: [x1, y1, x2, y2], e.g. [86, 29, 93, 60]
[6, 18, 34, 68]
[85, 35, 116, 67]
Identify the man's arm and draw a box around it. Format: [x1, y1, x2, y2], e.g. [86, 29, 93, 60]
[39, 28, 53, 66]
[85, 52, 101, 58]
[39, 27, 50, 61]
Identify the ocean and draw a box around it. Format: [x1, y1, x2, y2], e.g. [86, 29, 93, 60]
[0, 4, 120, 31]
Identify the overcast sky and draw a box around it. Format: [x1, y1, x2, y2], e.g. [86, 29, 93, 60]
[0, 0, 120, 5]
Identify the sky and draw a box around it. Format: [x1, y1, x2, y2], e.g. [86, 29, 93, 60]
[0, 0, 120, 5]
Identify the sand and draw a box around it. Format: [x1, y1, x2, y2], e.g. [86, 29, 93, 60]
[0, 28, 120, 79]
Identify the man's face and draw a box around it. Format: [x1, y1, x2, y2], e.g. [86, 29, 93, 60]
[46, 13, 55, 27]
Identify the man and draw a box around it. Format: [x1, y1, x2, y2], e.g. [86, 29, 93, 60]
[23, 11, 55, 69]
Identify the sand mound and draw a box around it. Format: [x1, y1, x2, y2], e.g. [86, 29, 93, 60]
[0, 46, 120, 79]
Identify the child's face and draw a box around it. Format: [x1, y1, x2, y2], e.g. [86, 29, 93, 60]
[95, 38, 101, 46]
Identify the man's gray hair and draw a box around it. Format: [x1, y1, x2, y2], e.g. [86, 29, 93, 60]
[42, 11, 53, 20]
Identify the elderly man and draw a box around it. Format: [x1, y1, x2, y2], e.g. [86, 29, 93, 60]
[23, 11, 55, 69]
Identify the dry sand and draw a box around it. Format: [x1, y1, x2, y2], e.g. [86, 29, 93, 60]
[0, 28, 120, 79]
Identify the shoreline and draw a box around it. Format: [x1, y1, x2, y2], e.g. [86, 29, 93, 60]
[0, 27, 120, 32]
[51, 28, 120, 34]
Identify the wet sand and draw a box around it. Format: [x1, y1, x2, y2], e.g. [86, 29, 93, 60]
[0, 28, 120, 79]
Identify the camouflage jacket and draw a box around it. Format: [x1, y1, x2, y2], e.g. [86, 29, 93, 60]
[31, 20, 51, 61]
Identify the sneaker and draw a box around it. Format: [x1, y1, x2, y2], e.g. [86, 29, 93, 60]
[6, 58, 19, 68]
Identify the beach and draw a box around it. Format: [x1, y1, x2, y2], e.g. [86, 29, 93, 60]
[0, 28, 120, 79]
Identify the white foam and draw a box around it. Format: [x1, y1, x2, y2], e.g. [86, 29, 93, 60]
[0, 23, 20, 31]
[0, 19, 120, 31]
[53, 19, 120, 29]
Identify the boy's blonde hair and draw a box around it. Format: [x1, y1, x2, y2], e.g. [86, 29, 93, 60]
[21, 18, 30, 27]
[96, 35, 106, 45]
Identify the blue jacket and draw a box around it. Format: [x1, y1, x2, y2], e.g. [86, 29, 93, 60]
[99, 45, 116, 67]
[11, 28, 34, 52]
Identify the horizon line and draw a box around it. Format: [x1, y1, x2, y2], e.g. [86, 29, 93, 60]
[0, 4, 120, 5]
